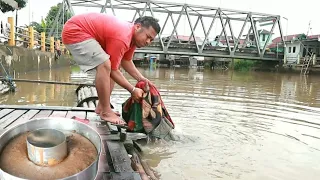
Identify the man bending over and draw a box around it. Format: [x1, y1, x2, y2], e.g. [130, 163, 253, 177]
[62, 13, 160, 124]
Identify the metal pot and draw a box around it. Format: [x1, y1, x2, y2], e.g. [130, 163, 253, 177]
[0, 117, 102, 180]
[26, 128, 68, 166]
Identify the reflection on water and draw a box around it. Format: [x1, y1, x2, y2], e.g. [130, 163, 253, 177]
[3, 66, 320, 180]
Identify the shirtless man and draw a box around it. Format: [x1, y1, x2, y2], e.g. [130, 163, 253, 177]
[62, 13, 160, 124]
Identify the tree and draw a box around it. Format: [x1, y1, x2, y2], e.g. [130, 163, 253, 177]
[30, 21, 42, 33]
[30, 18, 47, 33]
[0, 0, 27, 13]
[44, 3, 72, 38]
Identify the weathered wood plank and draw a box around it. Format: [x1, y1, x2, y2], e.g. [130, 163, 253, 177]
[107, 122, 120, 134]
[5, 109, 40, 129]
[0, 109, 14, 119]
[93, 123, 111, 135]
[0, 105, 95, 112]
[32, 110, 53, 118]
[105, 141, 133, 173]
[50, 110, 68, 117]
[0, 110, 27, 129]
[65, 110, 86, 119]
[101, 133, 147, 141]
[103, 172, 142, 180]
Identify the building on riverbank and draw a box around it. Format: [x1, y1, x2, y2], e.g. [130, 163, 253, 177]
[268, 34, 320, 66]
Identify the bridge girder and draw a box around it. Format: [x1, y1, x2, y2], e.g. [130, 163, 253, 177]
[53, 0, 286, 61]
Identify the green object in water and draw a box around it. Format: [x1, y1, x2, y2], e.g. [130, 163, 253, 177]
[71, 65, 81, 72]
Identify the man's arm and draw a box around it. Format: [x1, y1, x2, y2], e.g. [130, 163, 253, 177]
[105, 40, 136, 93]
[110, 69, 135, 92]
[121, 60, 145, 81]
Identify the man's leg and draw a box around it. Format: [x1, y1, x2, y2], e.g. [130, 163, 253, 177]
[95, 61, 124, 124]
[65, 39, 125, 124]
[95, 78, 120, 116]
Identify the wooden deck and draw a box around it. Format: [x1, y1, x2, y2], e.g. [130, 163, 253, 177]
[0, 105, 142, 180]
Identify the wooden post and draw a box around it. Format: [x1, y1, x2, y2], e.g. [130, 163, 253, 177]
[56, 39, 60, 51]
[61, 43, 65, 54]
[41, 32, 46, 51]
[7, 17, 15, 46]
[50, 37, 54, 53]
[28, 26, 34, 49]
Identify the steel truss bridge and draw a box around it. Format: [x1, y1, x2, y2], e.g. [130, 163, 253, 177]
[51, 0, 286, 61]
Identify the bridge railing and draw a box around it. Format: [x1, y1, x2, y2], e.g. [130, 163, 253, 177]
[1, 16, 68, 55]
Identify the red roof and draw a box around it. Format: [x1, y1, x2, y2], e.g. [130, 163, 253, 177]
[267, 34, 320, 48]
[307, 34, 320, 40]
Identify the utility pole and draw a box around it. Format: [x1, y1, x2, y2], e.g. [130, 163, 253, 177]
[15, 9, 18, 45]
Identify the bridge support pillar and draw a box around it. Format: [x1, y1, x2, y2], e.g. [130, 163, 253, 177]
[231, 58, 235, 70]
[7, 17, 15, 46]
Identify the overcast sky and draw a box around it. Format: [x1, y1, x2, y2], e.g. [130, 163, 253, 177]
[1, 0, 319, 40]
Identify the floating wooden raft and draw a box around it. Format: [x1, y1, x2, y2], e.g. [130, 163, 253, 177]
[75, 85, 158, 180]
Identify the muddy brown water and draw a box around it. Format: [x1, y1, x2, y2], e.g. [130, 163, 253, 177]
[2, 66, 320, 180]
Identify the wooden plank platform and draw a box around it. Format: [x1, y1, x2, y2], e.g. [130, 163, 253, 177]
[0, 105, 142, 180]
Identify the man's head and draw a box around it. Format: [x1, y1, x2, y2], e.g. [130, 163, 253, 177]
[132, 16, 161, 48]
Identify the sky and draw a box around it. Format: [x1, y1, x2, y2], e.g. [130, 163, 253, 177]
[1, 0, 319, 41]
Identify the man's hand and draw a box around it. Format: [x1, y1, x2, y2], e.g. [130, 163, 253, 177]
[139, 77, 155, 87]
[131, 87, 144, 102]
[121, 60, 155, 86]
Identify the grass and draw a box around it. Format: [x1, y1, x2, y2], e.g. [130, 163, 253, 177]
[232, 59, 258, 72]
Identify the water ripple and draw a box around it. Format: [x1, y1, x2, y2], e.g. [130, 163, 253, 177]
[110, 70, 320, 180]
[5, 67, 320, 180]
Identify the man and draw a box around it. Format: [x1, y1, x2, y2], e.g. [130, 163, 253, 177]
[62, 12, 160, 125]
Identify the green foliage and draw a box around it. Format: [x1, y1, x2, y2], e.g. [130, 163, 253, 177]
[232, 59, 257, 72]
[29, 3, 72, 37]
[29, 17, 48, 33]
[30, 21, 42, 33]
[44, 3, 72, 38]
[0, 0, 27, 13]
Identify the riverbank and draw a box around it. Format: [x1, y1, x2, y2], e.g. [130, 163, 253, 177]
[134, 58, 320, 75]
[0, 45, 73, 77]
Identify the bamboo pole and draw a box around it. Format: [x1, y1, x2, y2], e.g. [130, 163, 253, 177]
[134, 148, 158, 180]
[127, 146, 149, 180]
[0, 78, 94, 86]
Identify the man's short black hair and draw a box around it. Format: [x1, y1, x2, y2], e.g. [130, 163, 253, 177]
[134, 16, 161, 34]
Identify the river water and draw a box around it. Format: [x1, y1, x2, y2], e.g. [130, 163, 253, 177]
[2, 66, 320, 180]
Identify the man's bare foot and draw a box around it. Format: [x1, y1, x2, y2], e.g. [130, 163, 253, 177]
[95, 107, 120, 116]
[100, 112, 126, 125]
